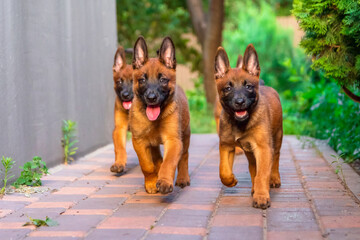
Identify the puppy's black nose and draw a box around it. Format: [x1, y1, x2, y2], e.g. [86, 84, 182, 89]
[235, 98, 245, 105]
[147, 92, 157, 103]
[121, 91, 130, 99]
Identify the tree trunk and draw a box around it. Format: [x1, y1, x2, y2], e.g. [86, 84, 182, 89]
[187, 0, 224, 106]
[203, 0, 224, 105]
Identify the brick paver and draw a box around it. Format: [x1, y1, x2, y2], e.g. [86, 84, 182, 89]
[0, 135, 359, 239]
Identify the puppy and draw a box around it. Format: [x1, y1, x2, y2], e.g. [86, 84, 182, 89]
[130, 36, 191, 194]
[214, 44, 283, 209]
[110, 47, 134, 173]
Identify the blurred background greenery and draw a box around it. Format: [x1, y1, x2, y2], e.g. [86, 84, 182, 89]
[116, 0, 359, 163]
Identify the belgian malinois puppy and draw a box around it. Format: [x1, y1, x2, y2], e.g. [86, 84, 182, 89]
[110, 47, 134, 173]
[130, 36, 191, 194]
[214, 44, 283, 209]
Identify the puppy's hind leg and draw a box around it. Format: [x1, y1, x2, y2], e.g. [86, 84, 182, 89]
[176, 126, 190, 188]
[270, 131, 282, 188]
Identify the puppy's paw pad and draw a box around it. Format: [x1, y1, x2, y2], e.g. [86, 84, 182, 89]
[110, 164, 125, 173]
[156, 179, 173, 194]
[175, 178, 190, 188]
[252, 195, 270, 209]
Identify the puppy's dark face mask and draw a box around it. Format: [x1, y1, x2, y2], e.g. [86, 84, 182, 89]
[214, 45, 261, 123]
[132, 36, 176, 121]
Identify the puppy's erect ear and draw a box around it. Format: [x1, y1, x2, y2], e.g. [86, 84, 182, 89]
[214, 47, 230, 79]
[159, 37, 176, 69]
[113, 46, 126, 72]
[242, 44, 260, 76]
[236, 54, 243, 69]
[133, 36, 148, 69]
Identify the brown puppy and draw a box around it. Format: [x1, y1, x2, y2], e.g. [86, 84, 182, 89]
[215, 44, 283, 209]
[214, 55, 245, 155]
[130, 36, 191, 194]
[110, 47, 134, 173]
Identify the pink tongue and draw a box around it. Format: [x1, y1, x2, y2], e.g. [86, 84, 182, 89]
[122, 101, 132, 110]
[236, 111, 247, 117]
[146, 106, 161, 121]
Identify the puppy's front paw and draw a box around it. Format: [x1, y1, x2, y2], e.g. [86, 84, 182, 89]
[175, 177, 190, 188]
[145, 182, 158, 194]
[252, 193, 270, 209]
[270, 175, 281, 188]
[156, 179, 173, 194]
[220, 174, 238, 187]
[110, 163, 125, 173]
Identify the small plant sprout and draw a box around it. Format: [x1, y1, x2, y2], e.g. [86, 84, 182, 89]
[23, 215, 58, 228]
[331, 154, 347, 186]
[0, 156, 15, 195]
[61, 120, 78, 165]
[13, 156, 48, 188]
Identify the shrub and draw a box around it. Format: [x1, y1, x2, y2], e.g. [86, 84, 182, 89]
[293, 0, 360, 101]
[13, 156, 48, 188]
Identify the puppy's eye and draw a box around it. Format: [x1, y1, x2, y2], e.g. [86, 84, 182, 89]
[245, 84, 253, 90]
[138, 78, 145, 84]
[117, 78, 123, 85]
[224, 86, 232, 92]
[159, 78, 169, 84]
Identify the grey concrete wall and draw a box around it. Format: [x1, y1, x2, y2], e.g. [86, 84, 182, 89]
[0, 0, 117, 176]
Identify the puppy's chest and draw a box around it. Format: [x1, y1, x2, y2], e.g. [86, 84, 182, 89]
[234, 130, 254, 152]
[131, 122, 163, 145]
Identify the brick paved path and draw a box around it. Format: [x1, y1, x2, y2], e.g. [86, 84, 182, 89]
[1, 135, 360, 240]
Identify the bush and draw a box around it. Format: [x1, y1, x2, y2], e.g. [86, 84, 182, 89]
[293, 0, 360, 89]
[299, 78, 360, 162]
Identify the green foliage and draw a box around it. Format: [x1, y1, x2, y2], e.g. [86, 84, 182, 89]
[0, 156, 15, 195]
[298, 78, 360, 162]
[186, 77, 216, 133]
[224, 0, 306, 93]
[61, 120, 78, 165]
[293, 0, 360, 88]
[116, 0, 201, 71]
[13, 156, 48, 188]
[23, 216, 58, 228]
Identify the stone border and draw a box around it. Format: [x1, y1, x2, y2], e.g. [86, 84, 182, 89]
[313, 139, 360, 202]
